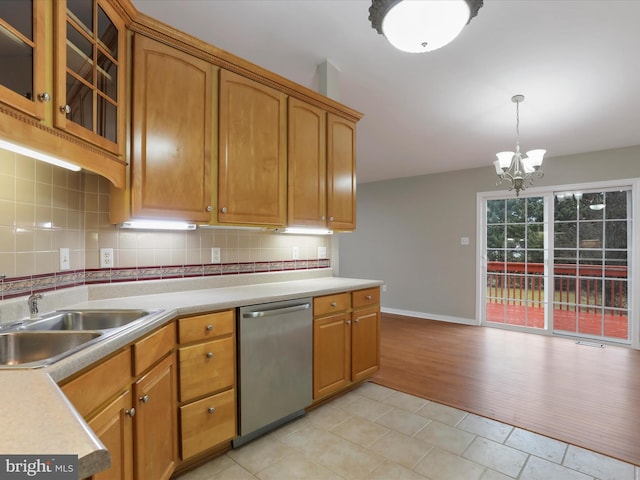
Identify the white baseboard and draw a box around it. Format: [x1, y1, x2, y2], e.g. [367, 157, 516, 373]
[381, 307, 478, 326]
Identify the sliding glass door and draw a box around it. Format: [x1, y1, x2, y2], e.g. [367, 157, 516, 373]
[553, 189, 630, 341]
[481, 186, 632, 344]
[484, 196, 548, 331]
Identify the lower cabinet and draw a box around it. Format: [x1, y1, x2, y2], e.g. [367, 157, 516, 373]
[60, 323, 177, 480]
[133, 353, 178, 480]
[87, 390, 134, 480]
[313, 287, 381, 401]
[176, 310, 237, 462]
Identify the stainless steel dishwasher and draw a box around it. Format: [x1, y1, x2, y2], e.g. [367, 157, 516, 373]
[233, 297, 312, 448]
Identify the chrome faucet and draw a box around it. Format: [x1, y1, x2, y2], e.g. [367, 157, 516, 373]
[28, 293, 43, 318]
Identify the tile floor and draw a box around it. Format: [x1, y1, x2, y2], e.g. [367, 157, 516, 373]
[176, 382, 640, 480]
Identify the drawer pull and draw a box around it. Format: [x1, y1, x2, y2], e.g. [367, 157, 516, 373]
[139, 395, 149, 404]
[206, 324, 213, 331]
[330, 302, 337, 307]
[208, 407, 215, 414]
[206, 352, 214, 359]
[354, 319, 360, 323]
[125, 407, 136, 417]
[365, 295, 372, 300]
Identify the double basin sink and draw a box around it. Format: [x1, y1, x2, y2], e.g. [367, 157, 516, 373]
[0, 309, 157, 368]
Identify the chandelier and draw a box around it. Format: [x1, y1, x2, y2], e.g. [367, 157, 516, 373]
[368, 0, 483, 53]
[494, 95, 545, 197]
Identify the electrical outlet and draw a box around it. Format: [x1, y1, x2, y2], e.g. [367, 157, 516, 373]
[211, 247, 221, 264]
[317, 246, 327, 259]
[292, 246, 299, 260]
[59, 248, 70, 270]
[382, 284, 387, 292]
[100, 248, 114, 268]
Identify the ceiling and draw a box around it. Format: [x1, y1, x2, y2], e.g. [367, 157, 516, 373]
[132, 0, 640, 184]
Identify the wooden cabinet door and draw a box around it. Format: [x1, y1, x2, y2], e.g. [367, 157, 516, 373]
[0, 0, 46, 119]
[133, 353, 178, 480]
[327, 113, 356, 231]
[288, 97, 326, 227]
[54, 0, 126, 155]
[218, 69, 286, 226]
[130, 34, 212, 222]
[313, 312, 351, 399]
[352, 306, 380, 382]
[88, 390, 134, 480]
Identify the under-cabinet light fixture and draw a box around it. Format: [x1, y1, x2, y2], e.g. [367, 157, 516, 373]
[119, 220, 197, 231]
[275, 227, 333, 235]
[0, 139, 81, 172]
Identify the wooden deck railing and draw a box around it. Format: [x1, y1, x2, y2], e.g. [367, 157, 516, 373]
[486, 262, 628, 313]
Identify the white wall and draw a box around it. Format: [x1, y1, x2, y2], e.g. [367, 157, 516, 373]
[339, 145, 640, 324]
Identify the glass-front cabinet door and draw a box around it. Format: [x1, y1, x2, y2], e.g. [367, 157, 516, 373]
[54, 0, 125, 155]
[0, 0, 46, 119]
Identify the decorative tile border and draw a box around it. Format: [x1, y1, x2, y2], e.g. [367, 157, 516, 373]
[0, 259, 330, 300]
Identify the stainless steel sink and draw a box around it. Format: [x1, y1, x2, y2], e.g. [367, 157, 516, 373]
[0, 331, 102, 367]
[25, 309, 153, 331]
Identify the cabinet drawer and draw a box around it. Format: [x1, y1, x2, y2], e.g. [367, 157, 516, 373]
[352, 287, 380, 308]
[180, 388, 236, 460]
[178, 337, 235, 401]
[178, 310, 234, 344]
[314, 292, 351, 316]
[133, 323, 176, 376]
[61, 349, 132, 419]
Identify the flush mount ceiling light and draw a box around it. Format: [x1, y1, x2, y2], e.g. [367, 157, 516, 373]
[369, 0, 483, 53]
[493, 95, 546, 197]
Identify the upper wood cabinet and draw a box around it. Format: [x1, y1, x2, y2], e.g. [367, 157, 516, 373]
[54, 0, 126, 156]
[217, 69, 287, 227]
[327, 113, 357, 231]
[0, 0, 128, 187]
[288, 97, 327, 227]
[111, 34, 213, 223]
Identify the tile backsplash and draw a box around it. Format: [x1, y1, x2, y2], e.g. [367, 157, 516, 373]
[0, 148, 331, 297]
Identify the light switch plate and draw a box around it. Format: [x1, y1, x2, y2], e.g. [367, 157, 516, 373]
[59, 248, 70, 270]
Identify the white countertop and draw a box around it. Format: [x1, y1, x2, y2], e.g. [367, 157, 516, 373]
[0, 275, 382, 478]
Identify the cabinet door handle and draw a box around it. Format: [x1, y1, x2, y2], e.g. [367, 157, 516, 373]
[206, 205, 213, 212]
[365, 295, 372, 300]
[206, 324, 213, 331]
[329, 216, 334, 221]
[208, 407, 215, 414]
[346, 320, 351, 325]
[38, 92, 51, 102]
[354, 319, 360, 323]
[60, 104, 71, 114]
[125, 407, 136, 417]
[220, 207, 227, 213]
[206, 352, 214, 359]
[139, 395, 149, 404]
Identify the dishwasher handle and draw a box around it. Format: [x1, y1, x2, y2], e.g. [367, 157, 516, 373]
[242, 303, 310, 318]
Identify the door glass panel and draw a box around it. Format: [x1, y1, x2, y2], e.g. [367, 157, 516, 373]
[0, 1, 35, 101]
[66, 73, 93, 132]
[67, 0, 93, 35]
[67, 23, 94, 83]
[485, 197, 547, 330]
[0, 23, 33, 99]
[97, 50, 117, 100]
[98, 5, 117, 58]
[553, 189, 631, 342]
[0, 1, 33, 38]
[97, 95, 117, 142]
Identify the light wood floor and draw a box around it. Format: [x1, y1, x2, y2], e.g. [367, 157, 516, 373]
[372, 313, 640, 467]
